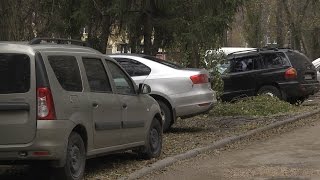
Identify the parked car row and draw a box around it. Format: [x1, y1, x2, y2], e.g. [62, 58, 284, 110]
[217, 48, 320, 104]
[0, 38, 216, 180]
[1, 38, 317, 180]
[0, 39, 164, 180]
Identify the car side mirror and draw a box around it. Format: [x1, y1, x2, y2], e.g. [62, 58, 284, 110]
[139, 83, 151, 94]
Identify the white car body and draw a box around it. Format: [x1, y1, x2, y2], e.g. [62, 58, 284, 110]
[109, 54, 217, 131]
[312, 58, 320, 80]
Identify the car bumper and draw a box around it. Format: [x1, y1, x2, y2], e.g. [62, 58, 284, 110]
[173, 89, 217, 118]
[278, 81, 320, 98]
[0, 120, 75, 165]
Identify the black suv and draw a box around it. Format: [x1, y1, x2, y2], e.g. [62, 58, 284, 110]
[220, 48, 320, 104]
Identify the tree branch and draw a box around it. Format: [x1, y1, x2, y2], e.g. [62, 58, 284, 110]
[91, 0, 104, 15]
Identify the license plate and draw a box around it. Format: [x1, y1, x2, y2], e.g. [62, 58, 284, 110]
[305, 74, 312, 80]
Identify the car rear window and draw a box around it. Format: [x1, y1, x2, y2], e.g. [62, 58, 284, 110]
[142, 56, 182, 69]
[261, 53, 290, 68]
[0, 54, 30, 94]
[48, 56, 83, 92]
[286, 51, 312, 68]
[115, 58, 151, 76]
[83, 58, 112, 93]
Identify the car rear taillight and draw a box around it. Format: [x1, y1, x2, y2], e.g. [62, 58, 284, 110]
[285, 67, 297, 80]
[190, 74, 209, 84]
[37, 87, 56, 120]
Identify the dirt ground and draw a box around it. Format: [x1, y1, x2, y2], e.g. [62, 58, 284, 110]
[141, 113, 320, 180]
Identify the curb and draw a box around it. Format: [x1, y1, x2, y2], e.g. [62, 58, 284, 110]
[121, 109, 320, 180]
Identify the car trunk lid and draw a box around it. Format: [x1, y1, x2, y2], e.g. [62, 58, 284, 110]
[0, 53, 37, 145]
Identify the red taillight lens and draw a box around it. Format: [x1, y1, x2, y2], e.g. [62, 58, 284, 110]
[190, 74, 209, 84]
[37, 87, 56, 120]
[285, 67, 297, 80]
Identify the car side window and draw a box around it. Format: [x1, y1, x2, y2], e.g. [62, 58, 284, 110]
[105, 60, 136, 95]
[48, 55, 82, 92]
[229, 56, 261, 73]
[82, 58, 112, 93]
[114, 58, 151, 77]
[261, 53, 290, 69]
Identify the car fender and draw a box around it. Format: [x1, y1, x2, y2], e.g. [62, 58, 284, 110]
[68, 112, 94, 153]
[149, 91, 175, 108]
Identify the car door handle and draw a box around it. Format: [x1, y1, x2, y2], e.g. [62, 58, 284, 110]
[92, 102, 99, 108]
[122, 104, 128, 109]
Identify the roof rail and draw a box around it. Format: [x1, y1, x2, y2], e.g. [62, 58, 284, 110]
[29, 38, 88, 46]
[260, 47, 279, 51]
[228, 48, 259, 56]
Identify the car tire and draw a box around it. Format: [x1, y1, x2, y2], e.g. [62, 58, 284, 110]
[257, 85, 282, 99]
[55, 132, 86, 180]
[138, 118, 162, 159]
[157, 100, 173, 132]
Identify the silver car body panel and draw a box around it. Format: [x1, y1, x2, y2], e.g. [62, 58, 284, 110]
[109, 54, 217, 118]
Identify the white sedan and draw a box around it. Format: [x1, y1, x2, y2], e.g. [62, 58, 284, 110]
[109, 54, 217, 132]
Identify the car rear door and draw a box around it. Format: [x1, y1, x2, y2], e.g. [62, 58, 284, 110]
[222, 55, 259, 101]
[257, 52, 291, 86]
[82, 57, 123, 148]
[0, 53, 37, 145]
[105, 59, 147, 144]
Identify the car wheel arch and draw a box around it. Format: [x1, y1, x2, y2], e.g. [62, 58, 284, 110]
[256, 83, 283, 99]
[72, 124, 88, 153]
[154, 112, 163, 127]
[149, 94, 173, 112]
[256, 83, 281, 95]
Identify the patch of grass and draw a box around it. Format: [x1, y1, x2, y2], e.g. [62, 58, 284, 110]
[210, 95, 297, 117]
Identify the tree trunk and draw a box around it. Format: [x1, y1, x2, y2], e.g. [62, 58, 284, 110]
[276, 0, 284, 47]
[0, 1, 9, 41]
[190, 41, 200, 68]
[129, 36, 137, 53]
[291, 26, 302, 51]
[311, 27, 320, 59]
[143, 12, 152, 55]
[98, 15, 111, 54]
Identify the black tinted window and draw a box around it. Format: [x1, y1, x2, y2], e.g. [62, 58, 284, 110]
[115, 58, 151, 77]
[0, 54, 30, 94]
[229, 56, 261, 73]
[83, 58, 112, 93]
[105, 60, 136, 95]
[286, 51, 312, 68]
[48, 56, 82, 92]
[261, 53, 290, 69]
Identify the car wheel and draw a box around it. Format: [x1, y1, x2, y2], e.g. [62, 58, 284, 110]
[257, 86, 282, 99]
[55, 132, 86, 180]
[157, 100, 173, 132]
[139, 118, 162, 159]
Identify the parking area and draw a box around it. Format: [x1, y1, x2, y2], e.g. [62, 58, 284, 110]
[0, 94, 319, 180]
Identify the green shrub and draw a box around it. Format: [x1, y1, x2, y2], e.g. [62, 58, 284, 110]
[203, 50, 226, 98]
[210, 95, 297, 117]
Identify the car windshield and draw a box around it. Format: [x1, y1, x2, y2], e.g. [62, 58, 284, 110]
[142, 56, 183, 69]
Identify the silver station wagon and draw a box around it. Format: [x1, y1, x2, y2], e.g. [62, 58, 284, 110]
[0, 38, 162, 180]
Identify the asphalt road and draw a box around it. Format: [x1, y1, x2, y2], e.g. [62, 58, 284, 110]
[145, 117, 320, 180]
